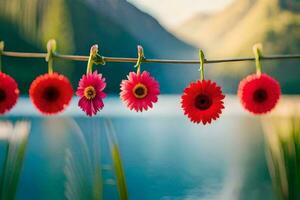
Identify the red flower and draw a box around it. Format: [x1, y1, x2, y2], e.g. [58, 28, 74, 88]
[29, 73, 73, 115]
[120, 71, 160, 112]
[76, 71, 106, 116]
[181, 80, 225, 124]
[0, 72, 19, 114]
[238, 73, 281, 114]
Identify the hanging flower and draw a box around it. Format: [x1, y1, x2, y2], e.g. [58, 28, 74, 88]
[76, 44, 106, 116]
[76, 71, 106, 116]
[0, 72, 19, 114]
[238, 73, 281, 114]
[181, 80, 225, 125]
[29, 73, 73, 115]
[120, 71, 160, 112]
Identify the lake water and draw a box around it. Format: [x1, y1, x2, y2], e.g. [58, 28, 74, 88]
[2, 95, 294, 200]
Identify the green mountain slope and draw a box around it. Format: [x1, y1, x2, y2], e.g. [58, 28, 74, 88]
[175, 0, 300, 93]
[0, 0, 196, 94]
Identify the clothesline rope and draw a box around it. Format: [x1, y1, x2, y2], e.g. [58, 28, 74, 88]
[2, 51, 300, 64]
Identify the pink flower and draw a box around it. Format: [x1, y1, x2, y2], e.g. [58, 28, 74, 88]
[120, 71, 160, 112]
[76, 71, 106, 116]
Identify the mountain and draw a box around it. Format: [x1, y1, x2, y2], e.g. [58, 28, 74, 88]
[0, 0, 197, 94]
[174, 0, 300, 93]
[85, 0, 195, 58]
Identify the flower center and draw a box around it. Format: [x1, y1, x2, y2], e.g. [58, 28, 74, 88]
[253, 88, 268, 103]
[133, 83, 148, 99]
[43, 86, 60, 102]
[84, 86, 97, 100]
[194, 94, 212, 110]
[0, 88, 6, 102]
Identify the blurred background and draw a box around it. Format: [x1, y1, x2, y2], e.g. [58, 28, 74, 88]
[1, 1, 300, 200]
[1, 0, 300, 94]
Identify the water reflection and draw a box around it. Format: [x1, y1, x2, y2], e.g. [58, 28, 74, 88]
[1, 96, 293, 199]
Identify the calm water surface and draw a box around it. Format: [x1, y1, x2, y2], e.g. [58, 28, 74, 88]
[1, 96, 278, 200]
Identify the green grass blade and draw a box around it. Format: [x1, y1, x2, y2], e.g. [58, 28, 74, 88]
[64, 119, 103, 200]
[262, 117, 300, 200]
[0, 121, 31, 200]
[105, 120, 128, 200]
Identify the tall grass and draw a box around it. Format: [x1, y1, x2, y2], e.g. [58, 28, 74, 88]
[64, 119, 128, 200]
[64, 120, 98, 200]
[0, 121, 31, 200]
[262, 117, 300, 200]
[105, 120, 128, 200]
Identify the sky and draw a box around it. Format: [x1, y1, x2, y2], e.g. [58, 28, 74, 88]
[128, 0, 234, 28]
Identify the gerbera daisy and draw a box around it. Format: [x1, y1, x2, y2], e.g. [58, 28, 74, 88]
[181, 80, 225, 124]
[120, 71, 160, 112]
[29, 73, 73, 115]
[76, 71, 106, 116]
[0, 72, 19, 114]
[238, 73, 281, 114]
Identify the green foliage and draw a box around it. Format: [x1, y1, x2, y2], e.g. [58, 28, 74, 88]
[0, 0, 74, 52]
[0, 121, 31, 200]
[39, 0, 75, 53]
[263, 117, 300, 200]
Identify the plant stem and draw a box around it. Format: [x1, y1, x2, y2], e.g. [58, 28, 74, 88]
[86, 56, 93, 74]
[199, 50, 205, 81]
